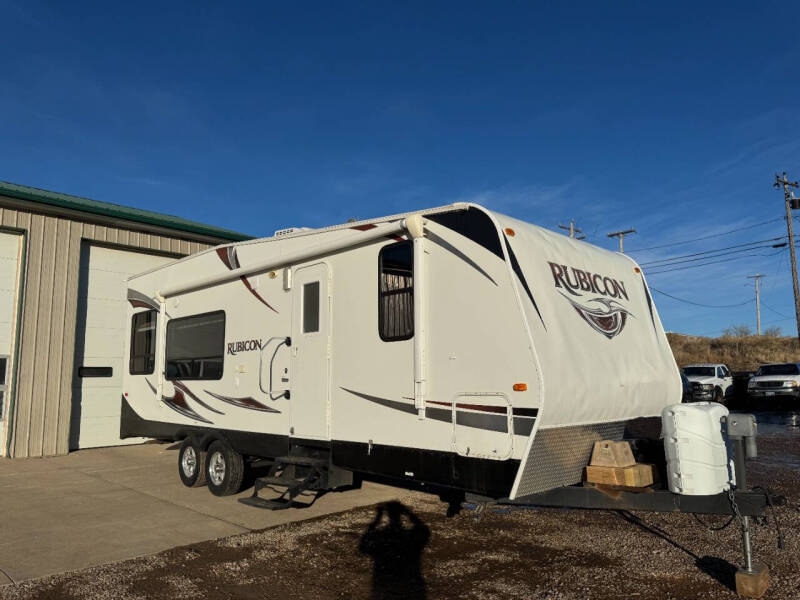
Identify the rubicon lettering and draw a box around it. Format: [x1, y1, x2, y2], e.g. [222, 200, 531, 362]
[227, 339, 263, 355]
[548, 262, 632, 339]
[548, 262, 628, 300]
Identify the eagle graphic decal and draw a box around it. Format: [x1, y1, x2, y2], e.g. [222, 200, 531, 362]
[560, 294, 632, 339]
[547, 262, 633, 339]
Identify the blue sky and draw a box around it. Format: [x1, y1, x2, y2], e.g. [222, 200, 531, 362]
[2, 1, 800, 337]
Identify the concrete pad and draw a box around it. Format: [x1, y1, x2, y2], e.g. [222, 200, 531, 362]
[0, 443, 411, 583]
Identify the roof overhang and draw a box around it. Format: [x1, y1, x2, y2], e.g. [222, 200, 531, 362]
[0, 181, 252, 244]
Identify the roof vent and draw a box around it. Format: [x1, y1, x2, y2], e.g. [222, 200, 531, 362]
[274, 227, 312, 238]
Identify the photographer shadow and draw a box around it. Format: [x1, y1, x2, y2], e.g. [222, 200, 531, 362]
[359, 501, 431, 600]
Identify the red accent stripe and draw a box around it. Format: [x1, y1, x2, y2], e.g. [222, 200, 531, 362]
[240, 276, 279, 314]
[351, 224, 377, 231]
[427, 400, 507, 414]
[456, 403, 507, 414]
[129, 299, 157, 309]
[216, 247, 236, 270]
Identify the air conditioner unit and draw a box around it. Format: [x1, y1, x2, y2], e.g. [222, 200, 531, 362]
[273, 227, 312, 238]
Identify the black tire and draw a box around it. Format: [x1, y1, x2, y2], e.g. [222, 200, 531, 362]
[714, 386, 724, 403]
[206, 440, 245, 496]
[178, 438, 206, 487]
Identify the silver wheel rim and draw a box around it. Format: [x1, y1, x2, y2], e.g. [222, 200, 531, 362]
[209, 451, 226, 486]
[181, 446, 197, 478]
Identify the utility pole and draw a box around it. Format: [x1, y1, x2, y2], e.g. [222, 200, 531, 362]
[774, 172, 800, 341]
[558, 219, 585, 240]
[607, 228, 636, 253]
[746, 274, 765, 335]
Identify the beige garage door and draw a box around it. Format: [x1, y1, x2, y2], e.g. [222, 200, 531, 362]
[0, 231, 22, 455]
[71, 244, 175, 449]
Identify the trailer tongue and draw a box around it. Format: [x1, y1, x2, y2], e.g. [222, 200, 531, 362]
[467, 407, 785, 599]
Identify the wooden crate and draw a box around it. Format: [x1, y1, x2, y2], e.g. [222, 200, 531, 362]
[585, 463, 655, 487]
[589, 440, 635, 467]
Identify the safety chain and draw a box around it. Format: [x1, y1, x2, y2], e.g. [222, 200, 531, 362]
[727, 488, 744, 524]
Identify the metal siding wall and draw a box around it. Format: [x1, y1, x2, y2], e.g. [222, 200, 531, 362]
[5, 206, 215, 457]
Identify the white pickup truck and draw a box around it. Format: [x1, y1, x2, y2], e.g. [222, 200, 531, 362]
[747, 362, 800, 402]
[682, 363, 734, 403]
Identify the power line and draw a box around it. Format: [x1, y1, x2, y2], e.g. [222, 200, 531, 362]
[649, 287, 754, 308]
[640, 242, 786, 269]
[628, 217, 787, 253]
[638, 236, 788, 266]
[645, 248, 786, 275]
[761, 301, 793, 320]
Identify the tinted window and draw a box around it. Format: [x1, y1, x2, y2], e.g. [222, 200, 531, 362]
[165, 311, 225, 380]
[426, 207, 503, 259]
[683, 366, 715, 377]
[757, 363, 800, 376]
[130, 310, 157, 375]
[303, 281, 320, 333]
[379, 241, 414, 341]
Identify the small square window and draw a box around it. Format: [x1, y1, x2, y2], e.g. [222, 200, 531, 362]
[303, 281, 320, 333]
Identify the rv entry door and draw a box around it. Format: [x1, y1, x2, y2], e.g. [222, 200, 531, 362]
[290, 263, 330, 440]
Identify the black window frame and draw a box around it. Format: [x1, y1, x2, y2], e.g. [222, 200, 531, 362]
[164, 310, 226, 381]
[378, 240, 414, 342]
[129, 309, 158, 376]
[302, 281, 321, 334]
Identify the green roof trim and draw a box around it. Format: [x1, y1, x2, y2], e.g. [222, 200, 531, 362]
[0, 181, 252, 242]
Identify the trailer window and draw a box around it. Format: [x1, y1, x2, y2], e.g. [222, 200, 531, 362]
[165, 311, 225, 380]
[303, 281, 320, 333]
[378, 241, 413, 341]
[130, 310, 157, 375]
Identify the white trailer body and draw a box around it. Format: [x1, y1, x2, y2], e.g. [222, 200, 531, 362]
[121, 203, 680, 499]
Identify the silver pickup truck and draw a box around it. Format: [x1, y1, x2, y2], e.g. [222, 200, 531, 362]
[747, 362, 800, 402]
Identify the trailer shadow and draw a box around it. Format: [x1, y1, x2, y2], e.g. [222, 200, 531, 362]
[616, 510, 737, 592]
[359, 501, 430, 600]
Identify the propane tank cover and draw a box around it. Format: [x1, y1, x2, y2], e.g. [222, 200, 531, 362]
[662, 403, 734, 495]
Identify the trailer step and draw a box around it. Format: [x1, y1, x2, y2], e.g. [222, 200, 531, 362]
[238, 496, 294, 510]
[275, 455, 328, 467]
[239, 454, 330, 511]
[254, 475, 303, 488]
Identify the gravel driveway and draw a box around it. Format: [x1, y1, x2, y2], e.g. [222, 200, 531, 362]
[1, 430, 796, 600]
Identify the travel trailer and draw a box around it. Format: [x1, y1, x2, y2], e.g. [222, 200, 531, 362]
[120, 203, 682, 505]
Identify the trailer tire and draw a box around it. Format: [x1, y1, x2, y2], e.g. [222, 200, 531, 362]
[206, 440, 244, 497]
[178, 438, 206, 487]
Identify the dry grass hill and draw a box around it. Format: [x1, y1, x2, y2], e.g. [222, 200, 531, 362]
[667, 332, 800, 372]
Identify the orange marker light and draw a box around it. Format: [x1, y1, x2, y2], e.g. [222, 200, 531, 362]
[505, 228, 515, 236]
[513, 383, 527, 392]
[634, 267, 641, 273]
